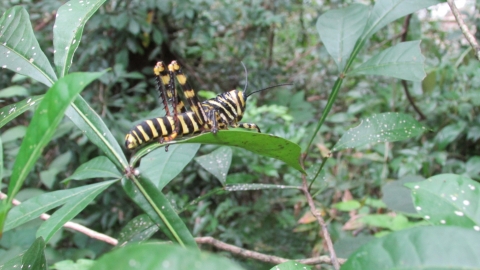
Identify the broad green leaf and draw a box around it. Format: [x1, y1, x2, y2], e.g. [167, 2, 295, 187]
[138, 144, 200, 189]
[0, 95, 43, 129]
[4, 181, 117, 232]
[54, 0, 106, 77]
[21, 237, 46, 270]
[360, 214, 415, 231]
[133, 131, 305, 173]
[67, 156, 122, 181]
[117, 214, 158, 247]
[7, 72, 104, 206]
[270, 261, 312, 270]
[348, 41, 426, 81]
[0, 85, 29, 98]
[333, 112, 427, 151]
[0, 6, 57, 87]
[195, 146, 232, 186]
[36, 180, 117, 241]
[121, 176, 197, 249]
[342, 226, 480, 269]
[51, 259, 95, 270]
[316, 4, 368, 71]
[381, 175, 423, 214]
[91, 243, 244, 270]
[224, 184, 301, 191]
[405, 174, 480, 230]
[363, 0, 445, 41]
[434, 122, 466, 150]
[333, 200, 361, 211]
[65, 95, 128, 170]
[0, 125, 26, 143]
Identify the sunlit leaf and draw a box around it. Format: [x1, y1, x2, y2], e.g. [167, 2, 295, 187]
[53, 0, 106, 77]
[90, 243, 244, 270]
[0, 95, 43, 129]
[342, 226, 480, 269]
[316, 4, 368, 71]
[405, 174, 480, 230]
[195, 146, 232, 186]
[0, 6, 57, 86]
[67, 156, 122, 181]
[117, 214, 158, 247]
[348, 41, 426, 81]
[36, 179, 117, 242]
[138, 144, 200, 189]
[22, 237, 46, 270]
[333, 112, 427, 151]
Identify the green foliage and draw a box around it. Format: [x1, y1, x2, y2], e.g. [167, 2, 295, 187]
[1, 0, 479, 269]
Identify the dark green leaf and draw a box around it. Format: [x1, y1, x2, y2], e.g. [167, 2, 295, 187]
[382, 175, 424, 214]
[117, 214, 158, 247]
[270, 261, 312, 270]
[21, 237, 46, 270]
[0, 95, 43, 129]
[5, 180, 117, 232]
[6, 72, 104, 208]
[121, 176, 198, 249]
[90, 243, 244, 270]
[333, 112, 427, 151]
[342, 226, 480, 269]
[348, 41, 426, 81]
[405, 174, 480, 230]
[434, 122, 466, 150]
[53, 0, 107, 77]
[0, 6, 57, 86]
[67, 156, 122, 181]
[66, 95, 128, 171]
[195, 146, 232, 186]
[138, 144, 200, 189]
[316, 4, 368, 71]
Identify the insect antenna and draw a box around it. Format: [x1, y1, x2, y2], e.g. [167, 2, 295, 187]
[245, 83, 293, 99]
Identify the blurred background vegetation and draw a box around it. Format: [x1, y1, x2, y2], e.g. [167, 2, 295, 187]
[1, 0, 479, 269]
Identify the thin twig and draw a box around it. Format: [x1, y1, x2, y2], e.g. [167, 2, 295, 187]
[299, 157, 341, 270]
[447, 0, 480, 61]
[1, 192, 346, 266]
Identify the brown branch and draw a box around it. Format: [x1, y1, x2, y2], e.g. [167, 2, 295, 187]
[1, 192, 346, 266]
[299, 157, 341, 270]
[447, 0, 480, 61]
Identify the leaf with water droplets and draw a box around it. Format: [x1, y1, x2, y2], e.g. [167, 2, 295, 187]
[117, 214, 158, 246]
[0, 6, 57, 86]
[22, 237, 46, 270]
[54, 0, 106, 77]
[0, 95, 43, 129]
[333, 112, 427, 151]
[195, 146, 232, 186]
[405, 174, 480, 231]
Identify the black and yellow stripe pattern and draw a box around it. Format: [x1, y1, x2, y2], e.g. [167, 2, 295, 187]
[125, 60, 265, 150]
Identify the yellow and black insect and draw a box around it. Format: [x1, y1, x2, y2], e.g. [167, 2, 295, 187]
[125, 60, 289, 149]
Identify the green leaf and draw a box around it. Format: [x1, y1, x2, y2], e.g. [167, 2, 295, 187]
[22, 237, 46, 270]
[0, 85, 29, 98]
[316, 4, 368, 71]
[270, 261, 312, 270]
[0, 95, 43, 129]
[333, 112, 427, 151]
[135, 131, 305, 173]
[195, 146, 232, 186]
[51, 259, 95, 270]
[6, 72, 104, 207]
[117, 214, 158, 246]
[0, 136, 3, 180]
[53, 0, 107, 77]
[121, 176, 198, 249]
[348, 41, 426, 81]
[434, 122, 466, 150]
[382, 175, 423, 214]
[360, 214, 414, 231]
[67, 156, 122, 181]
[1, 125, 26, 143]
[36, 180, 117, 242]
[224, 184, 301, 191]
[333, 200, 361, 211]
[342, 226, 480, 269]
[363, 0, 445, 41]
[65, 95, 128, 171]
[138, 144, 200, 189]
[405, 174, 480, 230]
[0, 6, 57, 86]
[90, 243, 244, 270]
[4, 180, 117, 232]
